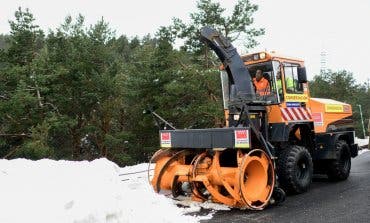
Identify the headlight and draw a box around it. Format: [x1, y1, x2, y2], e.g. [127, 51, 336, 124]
[259, 52, 266, 59]
[234, 114, 240, 120]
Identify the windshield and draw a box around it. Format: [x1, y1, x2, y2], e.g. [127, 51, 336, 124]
[220, 61, 281, 109]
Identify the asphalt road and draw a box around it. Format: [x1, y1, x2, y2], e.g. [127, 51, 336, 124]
[203, 150, 370, 223]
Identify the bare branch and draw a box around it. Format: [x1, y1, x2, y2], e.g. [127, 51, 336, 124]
[2, 146, 20, 159]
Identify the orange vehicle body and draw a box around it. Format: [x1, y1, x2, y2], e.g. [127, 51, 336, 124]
[231, 51, 354, 134]
[151, 148, 274, 209]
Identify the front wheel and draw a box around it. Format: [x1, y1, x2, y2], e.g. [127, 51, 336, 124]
[327, 140, 351, 181]
[277, 145, 313, 194]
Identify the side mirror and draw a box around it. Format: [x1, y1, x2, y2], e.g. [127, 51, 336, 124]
[297, 67, 307, 83]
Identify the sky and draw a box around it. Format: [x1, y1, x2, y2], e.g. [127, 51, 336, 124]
[1, 0, 369, 84]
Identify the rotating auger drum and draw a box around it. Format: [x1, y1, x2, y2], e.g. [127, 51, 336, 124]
[149, 128, 277, 210]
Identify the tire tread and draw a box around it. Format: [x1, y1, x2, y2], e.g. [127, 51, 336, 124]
[277, 145, 313, 194]
[327, 140, 351, 181]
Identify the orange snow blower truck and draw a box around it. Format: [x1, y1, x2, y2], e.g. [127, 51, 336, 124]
[149, 27, 358, 210]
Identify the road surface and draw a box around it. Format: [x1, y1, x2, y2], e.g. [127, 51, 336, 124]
[203, 150, 370, 223]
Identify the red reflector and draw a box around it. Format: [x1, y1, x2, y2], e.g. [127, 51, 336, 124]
[161, 132, 170, 141]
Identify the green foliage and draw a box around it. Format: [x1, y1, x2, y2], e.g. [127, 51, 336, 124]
[0, 34, 9, 50]
[0, 4, 261, 165]
[7, 7, 44, 66]
[310, 70, 358, 102]
[16, 140, 53, 159]
[1, 4, 367, 167]
[158, 0, 264, 53]
[38, 15, 127, 159]
[121, 37, 224, 162]
[0, 7, 45, 159]
[15, 121, 54, 160]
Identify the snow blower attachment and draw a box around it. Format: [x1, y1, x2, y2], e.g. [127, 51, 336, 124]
[149, 27, 284, 210]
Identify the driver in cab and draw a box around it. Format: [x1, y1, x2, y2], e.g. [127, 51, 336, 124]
[253, 69, 270, 96]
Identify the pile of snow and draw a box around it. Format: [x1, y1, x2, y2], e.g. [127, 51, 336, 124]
[119, 163, 212, 223]
[119, 163, 228, 221]
[355, 136, 369, 148]
[0, 158, 212, 223]
[358, 149, 369, 155]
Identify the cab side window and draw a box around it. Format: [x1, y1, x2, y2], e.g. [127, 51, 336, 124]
[283, 64, 303, 93]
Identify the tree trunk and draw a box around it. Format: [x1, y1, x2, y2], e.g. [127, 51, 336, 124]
[71, 114, 84, 159]
[101, 114, 111, 157]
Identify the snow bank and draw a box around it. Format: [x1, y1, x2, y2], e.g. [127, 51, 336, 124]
[0, 158, 124, 223]
[355, 136, 369, 148]
[119, 163, 217, 222]
[0, 158, 203, 223]
[118, 163, 202, 223]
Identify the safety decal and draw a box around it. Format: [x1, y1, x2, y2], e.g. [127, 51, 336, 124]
[286, 102, 301, 107]
[285, 94, 308, 102]
[234, 130, 250, 148]
[280, 107, 312, 122]
[325, 104, 351, 113]
[312, 112, 323, 126]
[343, 105, 351, 113]
[160, 132, 171, 148]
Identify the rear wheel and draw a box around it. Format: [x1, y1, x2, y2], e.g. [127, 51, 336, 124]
[277, 145, 313, 194]
[327, 140, 351, 181]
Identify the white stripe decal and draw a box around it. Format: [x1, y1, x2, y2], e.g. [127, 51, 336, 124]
[293, 108, 304, 120]
[306, 108, 311, 115]
[280, 108, 291, 121]
[300, 108, 310, 120]
[307, 108, 312, 118]
[280, 107, 314, 122]
[287, 108, 298, 120]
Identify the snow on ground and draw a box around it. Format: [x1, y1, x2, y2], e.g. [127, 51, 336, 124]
[0, 158, 215, 223]
[1, 147, 370, 223]
[355, 137, 369, 155]
[119, 163, 229, 221]
[118, 163, 212, 223]
[355, 136, 369, 148]
[0, 158, 124, 223]
[358, 149, 369, 155]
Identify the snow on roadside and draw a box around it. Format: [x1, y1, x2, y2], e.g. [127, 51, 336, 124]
[355, 136, 369, 148]
[118, 163, 204, 223]
[358, 149, 369, 155]
[119, 163, 227, 222]
[4, 149, 369, 223]
[0, 158, 207, 223]
[0, 158, 124, 223]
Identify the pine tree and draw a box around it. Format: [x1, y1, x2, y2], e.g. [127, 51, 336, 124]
[158, 0, 264, 53]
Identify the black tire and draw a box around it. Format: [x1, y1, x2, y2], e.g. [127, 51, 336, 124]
[277, 145, 313, 194]
[327, 140, 351, 181]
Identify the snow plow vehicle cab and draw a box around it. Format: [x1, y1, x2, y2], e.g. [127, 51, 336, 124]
[150, 27, 358, 210]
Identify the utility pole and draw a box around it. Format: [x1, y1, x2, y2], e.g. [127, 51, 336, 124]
[320, 51, 327, 75]
[358, 104, 366, 139]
